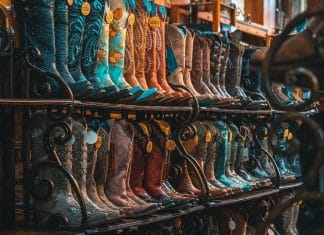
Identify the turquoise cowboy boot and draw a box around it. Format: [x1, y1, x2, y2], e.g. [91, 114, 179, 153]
[108, 0, 158, 103]
[213, 120, 241, 188]
[68, 0, 106, 98]
[14, 0, 63, 98]
[55, 0, 94, 99]
[80, 0, 120, 98]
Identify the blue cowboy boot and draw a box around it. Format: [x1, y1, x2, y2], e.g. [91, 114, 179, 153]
[14, 0, 62, 97]
[81, 0, 129, 101]
[213, 120, 242, 190]
[55, 0, 94, 98]
[68, 0, 106, 98]
[108, 0, 158, 103]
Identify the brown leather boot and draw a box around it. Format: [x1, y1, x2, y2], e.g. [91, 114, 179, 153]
[190, 121, 229, 199]
[145, 21, 177, 104]
[219, 41, 234, 99]
[150, 119, 195, 203]
[129, 121, 160, 203]
[105, 119, 159, 217]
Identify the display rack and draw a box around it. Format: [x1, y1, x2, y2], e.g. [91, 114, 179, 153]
[0, 1, 319, 234]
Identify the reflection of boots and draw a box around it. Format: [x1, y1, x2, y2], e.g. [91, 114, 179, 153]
[71, 118, 111, 225]
[29, 112, 82, 228]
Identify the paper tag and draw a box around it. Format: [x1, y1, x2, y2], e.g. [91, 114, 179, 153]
[283, 129, 289, 138]
[148, 16, 161, 28]
[166, 140, 176, 151]
[228, 218, 236, 231]
[166, 47, 178, 73]
[205, 132, 212, 143]
[146, 141, 153, 153]
[95, 136, 102, 149]
[81, 2, 91, 16]
[85, 130, 98, 145]
[228, 132, 233, 142]
[128, 13, 135, 25]
[287, 132, 293, 140]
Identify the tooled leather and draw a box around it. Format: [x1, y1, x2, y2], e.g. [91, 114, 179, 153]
[71, 118, 109, 225]
[183, 28, 200, 96]
[95, 4, 116, 88]
[166, 24, 186, 86]
[145, 25, 164, 92]
[219, 43, 231, 96]
[81, 0, 104, 84]
[202, 36, 221, 95]
[106, 119, 136, 208]
[124, 15, 140, 87]
[209, 36, 222, 90]
[191, 35, 214, 95]
[95, 127, 120, 211]
[130, 122, 150, 196]
[68, 0, 88, 82]
[143, 143, 165, 197]
[134, 0, 149, 89]
[55, 0, 75, 84]
[156, 21, 175, 94]
[108, 0, 132, 90]
[202, 121, 218, 183]
[225, 43, 245, 97]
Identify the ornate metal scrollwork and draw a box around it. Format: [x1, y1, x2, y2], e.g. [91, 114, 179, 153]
[174, 123, 210, 206]
[256, 8, 324, 235]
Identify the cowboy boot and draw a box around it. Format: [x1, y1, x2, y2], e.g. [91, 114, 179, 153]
[277, 192, 295, 235]
[95, 3, 134, 101]
[106, 119, 158, 217]
[81, 0, 125, 100]
[213, 120, 242, 190]
[291, 203, 300, 235]
[130, 121, 160, 203]
[55, 0, 93, 98]
[218, 208, 247, 235]
[109, 0, 159, 103]
[203, 121, 234, 196]
[190, 121, 229, 199]
[123, 7, 159, 103]
[201, 35, 233, 106]
[70, 118, 113, 225]
[218, 41, 233, 99]
[227, 123, 253, 191]
[67, 0, 106, 98]
[183, 28, 210, 99]
[225, 42, 266, 109]
[29, 112, 82, 228]
[14, 0, 62, 97]
[94, 126, 122, 211]
[150, 119, 195, 203]
[156, 19, 191, 104]
[85, 123, 122, 220]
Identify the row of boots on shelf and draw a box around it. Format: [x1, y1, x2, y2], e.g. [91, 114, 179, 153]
[29, 111, 300, 228]
[13, 0, 311, 109]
